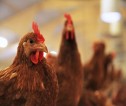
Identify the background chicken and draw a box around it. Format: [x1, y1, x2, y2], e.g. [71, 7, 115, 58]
[0, 22, 58, 106]
[78, 90, 106, 106]
[83, 41, 106, 91]
[79, 41, 122, 106]
[47, 14, 83, 106]
[112, 82, 126, 106]
[78, 41, 107, 106]
[104, 53, 115, 80]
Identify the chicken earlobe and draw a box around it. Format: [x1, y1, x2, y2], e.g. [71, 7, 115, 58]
[23, 41, 31, 57]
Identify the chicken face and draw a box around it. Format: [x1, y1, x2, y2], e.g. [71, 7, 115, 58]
[93, 41, 105, 54]
[66, 23, 74, 31]
[19, 22, 48, 64]
[64, 14, 74, 40]
[22, 34, 48, 64]
[64, 23, 74, 40]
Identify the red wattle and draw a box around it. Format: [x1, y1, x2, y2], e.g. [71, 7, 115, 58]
[71, 31, 74, 40]
[66, 32, 69, 40]
[30, 51, 39, 64]
[39, 52, 43, 61]
[30, 51, 43, 64]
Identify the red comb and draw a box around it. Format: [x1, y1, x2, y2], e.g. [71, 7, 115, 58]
[64, 13, 72, 25]
[32, 22, 45, 43]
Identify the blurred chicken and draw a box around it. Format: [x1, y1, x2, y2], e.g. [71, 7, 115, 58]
[103, 53, 122, 88]
[0, 22, 58, 106]
[83, 41, 106, 91]
[78, 90, 106, 106]
[80, 41, 123, 106]
[104, 52, 116, 80]
[112, 83, 126, 106]
[47, 14, 83, 106]
[79, 41, 107, 106]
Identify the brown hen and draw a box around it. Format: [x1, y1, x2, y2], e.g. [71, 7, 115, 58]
[0, 22, 58, 106]
[47, 14, 83, 106]
[83, 41, 106, 91]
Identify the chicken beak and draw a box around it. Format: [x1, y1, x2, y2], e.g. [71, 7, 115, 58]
[33, 43, 48, 53]
[40, 43, 48, 53]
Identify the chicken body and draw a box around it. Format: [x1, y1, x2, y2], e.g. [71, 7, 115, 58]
[0, 30, 58, 106]
[112, 83, 126, 106]
[47, 15, 83, 106]
[78, 90, 106, 106]
[84, 42, 106, 91]
[78, 42, 108, 106]
[56, 33, 83, 106]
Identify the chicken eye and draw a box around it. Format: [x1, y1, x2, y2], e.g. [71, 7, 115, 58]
[29, 39, 34, 44]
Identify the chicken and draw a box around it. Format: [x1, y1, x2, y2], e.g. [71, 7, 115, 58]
[112, 83, 126, 106]
[83, 41, 106, 91]
[78, 90, 106, 106]
[47, 14, 83, 106]
[78, 42, 107, 106]
[104, 52, 115, 80]
[103, 52, 122, 88]
[0, 22, 58, 106]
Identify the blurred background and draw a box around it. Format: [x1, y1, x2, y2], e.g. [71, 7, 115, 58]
[0, 0, 126, 77]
